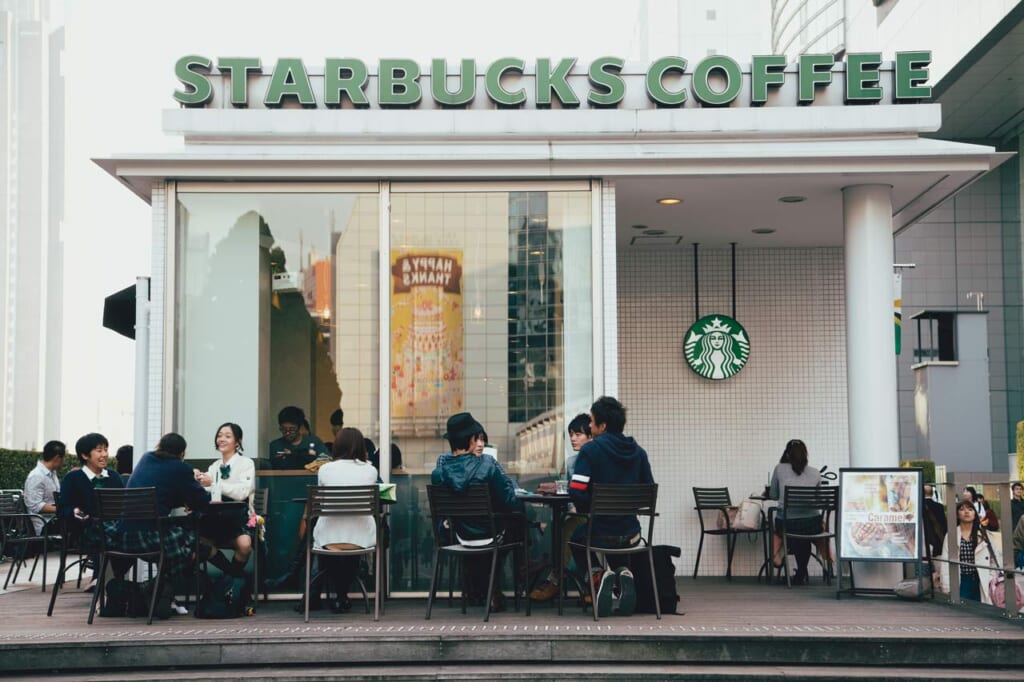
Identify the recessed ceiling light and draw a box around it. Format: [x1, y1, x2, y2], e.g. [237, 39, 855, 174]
[631, 224, 647, 230]
[778, 195, 806, 203]
[752, 228, 776, 234]
[643, 229, 667, 235]
[656, 198, 682, 205]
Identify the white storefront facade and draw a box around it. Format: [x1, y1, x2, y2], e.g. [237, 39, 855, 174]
[99, 54, 1007, 584]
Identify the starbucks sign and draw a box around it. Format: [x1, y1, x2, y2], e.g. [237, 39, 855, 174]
[684, 315, 750, 380]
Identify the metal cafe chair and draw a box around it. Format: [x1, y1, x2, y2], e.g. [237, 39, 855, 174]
[778, 485, 839, 588]
[47, 516, 95, 616]
[303, 485, 384, 622]
[568, 483, 660, 621]
[425, 484, 530, 622]
[691, 487, 744, 579]
[88, 487, 166, 625]
[1, 489, 59, 592]
[252, 488, 269, 603]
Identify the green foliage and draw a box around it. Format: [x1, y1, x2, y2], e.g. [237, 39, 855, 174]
[900, 458, 936, 484]
[0, 448, 79, 490]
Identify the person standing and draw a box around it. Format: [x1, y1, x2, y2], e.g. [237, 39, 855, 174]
[569, 396, 655, 617]
[23, 440, 66, 535]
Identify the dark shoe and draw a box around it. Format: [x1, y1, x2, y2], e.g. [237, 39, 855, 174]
[329, 598, 352, 614]
[596, 570, 616, 617]
[294, 598, 323, 613]
[616, 568, 636, 616]
[489, 591, 507, 613]
[792, 569, 808, 586]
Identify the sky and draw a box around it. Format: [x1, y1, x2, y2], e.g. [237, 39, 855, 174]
[57, 0, 770, 444]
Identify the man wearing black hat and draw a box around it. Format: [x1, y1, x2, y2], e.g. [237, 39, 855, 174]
[431, 412, 523, 611]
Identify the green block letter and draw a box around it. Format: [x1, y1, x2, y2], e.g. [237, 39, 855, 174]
[751, 55, 787, 105]
[798, 54, 835, 104]
[217, 57, 262, 107]
[845, 52, 882, 102]
[173, 55, 213, 107]
[692, 55, 742, 106]
[895, 51, 932, 101]
[379, 59, 422, 107]
[536, 57, 579, 107]
[265, 58, 316, 108]
[325, 59, 369, 108]
[485, 58, 527, 107]
[587, 56, 625, 107]
[431, 59, 476, 107]
[646, 56, 688, 106]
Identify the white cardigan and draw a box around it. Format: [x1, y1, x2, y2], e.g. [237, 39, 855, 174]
[312, 459, 379, 549]
[935, 528, 1013, 608]
[204, 452, 256, 511]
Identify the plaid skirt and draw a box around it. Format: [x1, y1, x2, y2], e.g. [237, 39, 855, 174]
[118, 525, 193, 578]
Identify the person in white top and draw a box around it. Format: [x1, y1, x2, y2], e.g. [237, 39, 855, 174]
[195, 422, 256, 580]
[313, 427, 379, 614]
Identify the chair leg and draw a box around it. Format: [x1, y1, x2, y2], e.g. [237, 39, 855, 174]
[46, 548, 70, 616]
[303, 545, 312, 624]
[425, 549, 442, 620]
[483, 550, 499, 623]
[692, 534, 705, 579]
[87, 555, 108, 625]
[586, 550, 598, 622]
[725, 533, 737, 580]
[146, 558, 164, 626]
[648, 547, 661, 620]
[783, 532, 792, 588]
[523, 542, 531, 617]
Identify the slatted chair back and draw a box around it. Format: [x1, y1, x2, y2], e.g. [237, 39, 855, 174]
[0, 490, 27, 515]
[302, 485, 383, 622]
[693, 487, 733, 527]
[782, 485, 838, 519]
[426, 484, 497, 542]
[588, 483, 659, 541]
[305, 484, 380, 520]
[252, 488, 269, 516]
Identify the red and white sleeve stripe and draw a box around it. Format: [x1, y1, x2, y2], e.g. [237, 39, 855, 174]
[569, 474, 590, 491]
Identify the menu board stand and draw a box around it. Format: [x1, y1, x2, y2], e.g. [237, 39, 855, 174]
[835, 467, 925, 599]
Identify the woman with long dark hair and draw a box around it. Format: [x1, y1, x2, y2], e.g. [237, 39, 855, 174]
[195, 422, 256, 581]
[768, 439, 821, 585]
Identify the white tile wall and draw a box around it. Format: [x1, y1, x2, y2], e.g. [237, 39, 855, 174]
[617, 246, 850, 576]
[148, 181, 167, 449]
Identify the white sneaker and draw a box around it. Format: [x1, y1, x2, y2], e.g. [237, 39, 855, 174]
[170, 600, 188, 616]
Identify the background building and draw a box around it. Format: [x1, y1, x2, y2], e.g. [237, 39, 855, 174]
[0, 0, 64, 449]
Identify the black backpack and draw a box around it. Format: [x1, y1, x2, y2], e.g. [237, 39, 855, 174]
[99, 577, 172, 619]
[194, 573, 251, 619]
[631, 544, 681, 614]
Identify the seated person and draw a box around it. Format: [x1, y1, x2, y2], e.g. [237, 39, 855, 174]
[313, 427, 380, 614]
[56, 433, 125, 556]
[530, 413, 592, 602]
[115, 445, 134, 483]
[124, 433, 211, 610]
[268, 406, 328, 470]
[569, 397, 654, 616]
[24, 440, 66, 536]
[431, 411, 524, 611]
[195, 422, 255, 582]
[768, 439, 822, 585]
[329, 407, 385, 476]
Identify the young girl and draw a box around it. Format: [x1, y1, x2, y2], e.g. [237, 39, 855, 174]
[196, 422, 256, 581]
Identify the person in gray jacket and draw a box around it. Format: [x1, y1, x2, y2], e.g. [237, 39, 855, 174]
[768, 439, 821, 585]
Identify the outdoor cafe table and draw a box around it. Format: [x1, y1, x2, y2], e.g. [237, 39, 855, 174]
[517, 492, 572, 615]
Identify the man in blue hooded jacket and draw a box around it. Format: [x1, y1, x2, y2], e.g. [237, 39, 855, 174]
[431, 411, 524, 611]
[569, 396, 655, 616]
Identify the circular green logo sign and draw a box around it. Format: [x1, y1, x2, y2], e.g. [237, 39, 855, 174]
[684, 314, 750, 380]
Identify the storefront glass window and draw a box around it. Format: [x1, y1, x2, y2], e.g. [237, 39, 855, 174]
[388, 188, 593, 592]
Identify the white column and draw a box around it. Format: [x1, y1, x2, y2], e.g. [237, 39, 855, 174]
[843, 184, 900, 589]
[843, 184, 899, 467]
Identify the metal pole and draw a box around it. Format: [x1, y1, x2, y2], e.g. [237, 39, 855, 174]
[730, 242, 737, 319]
[693, 243, 699, 320]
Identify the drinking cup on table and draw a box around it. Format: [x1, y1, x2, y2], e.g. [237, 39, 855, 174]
[556, 479, 569, 495]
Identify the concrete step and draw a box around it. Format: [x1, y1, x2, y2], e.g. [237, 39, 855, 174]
[11, 663, 1024, 681]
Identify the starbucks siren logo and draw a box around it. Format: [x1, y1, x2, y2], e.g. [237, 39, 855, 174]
[684, 314, 750, 380]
